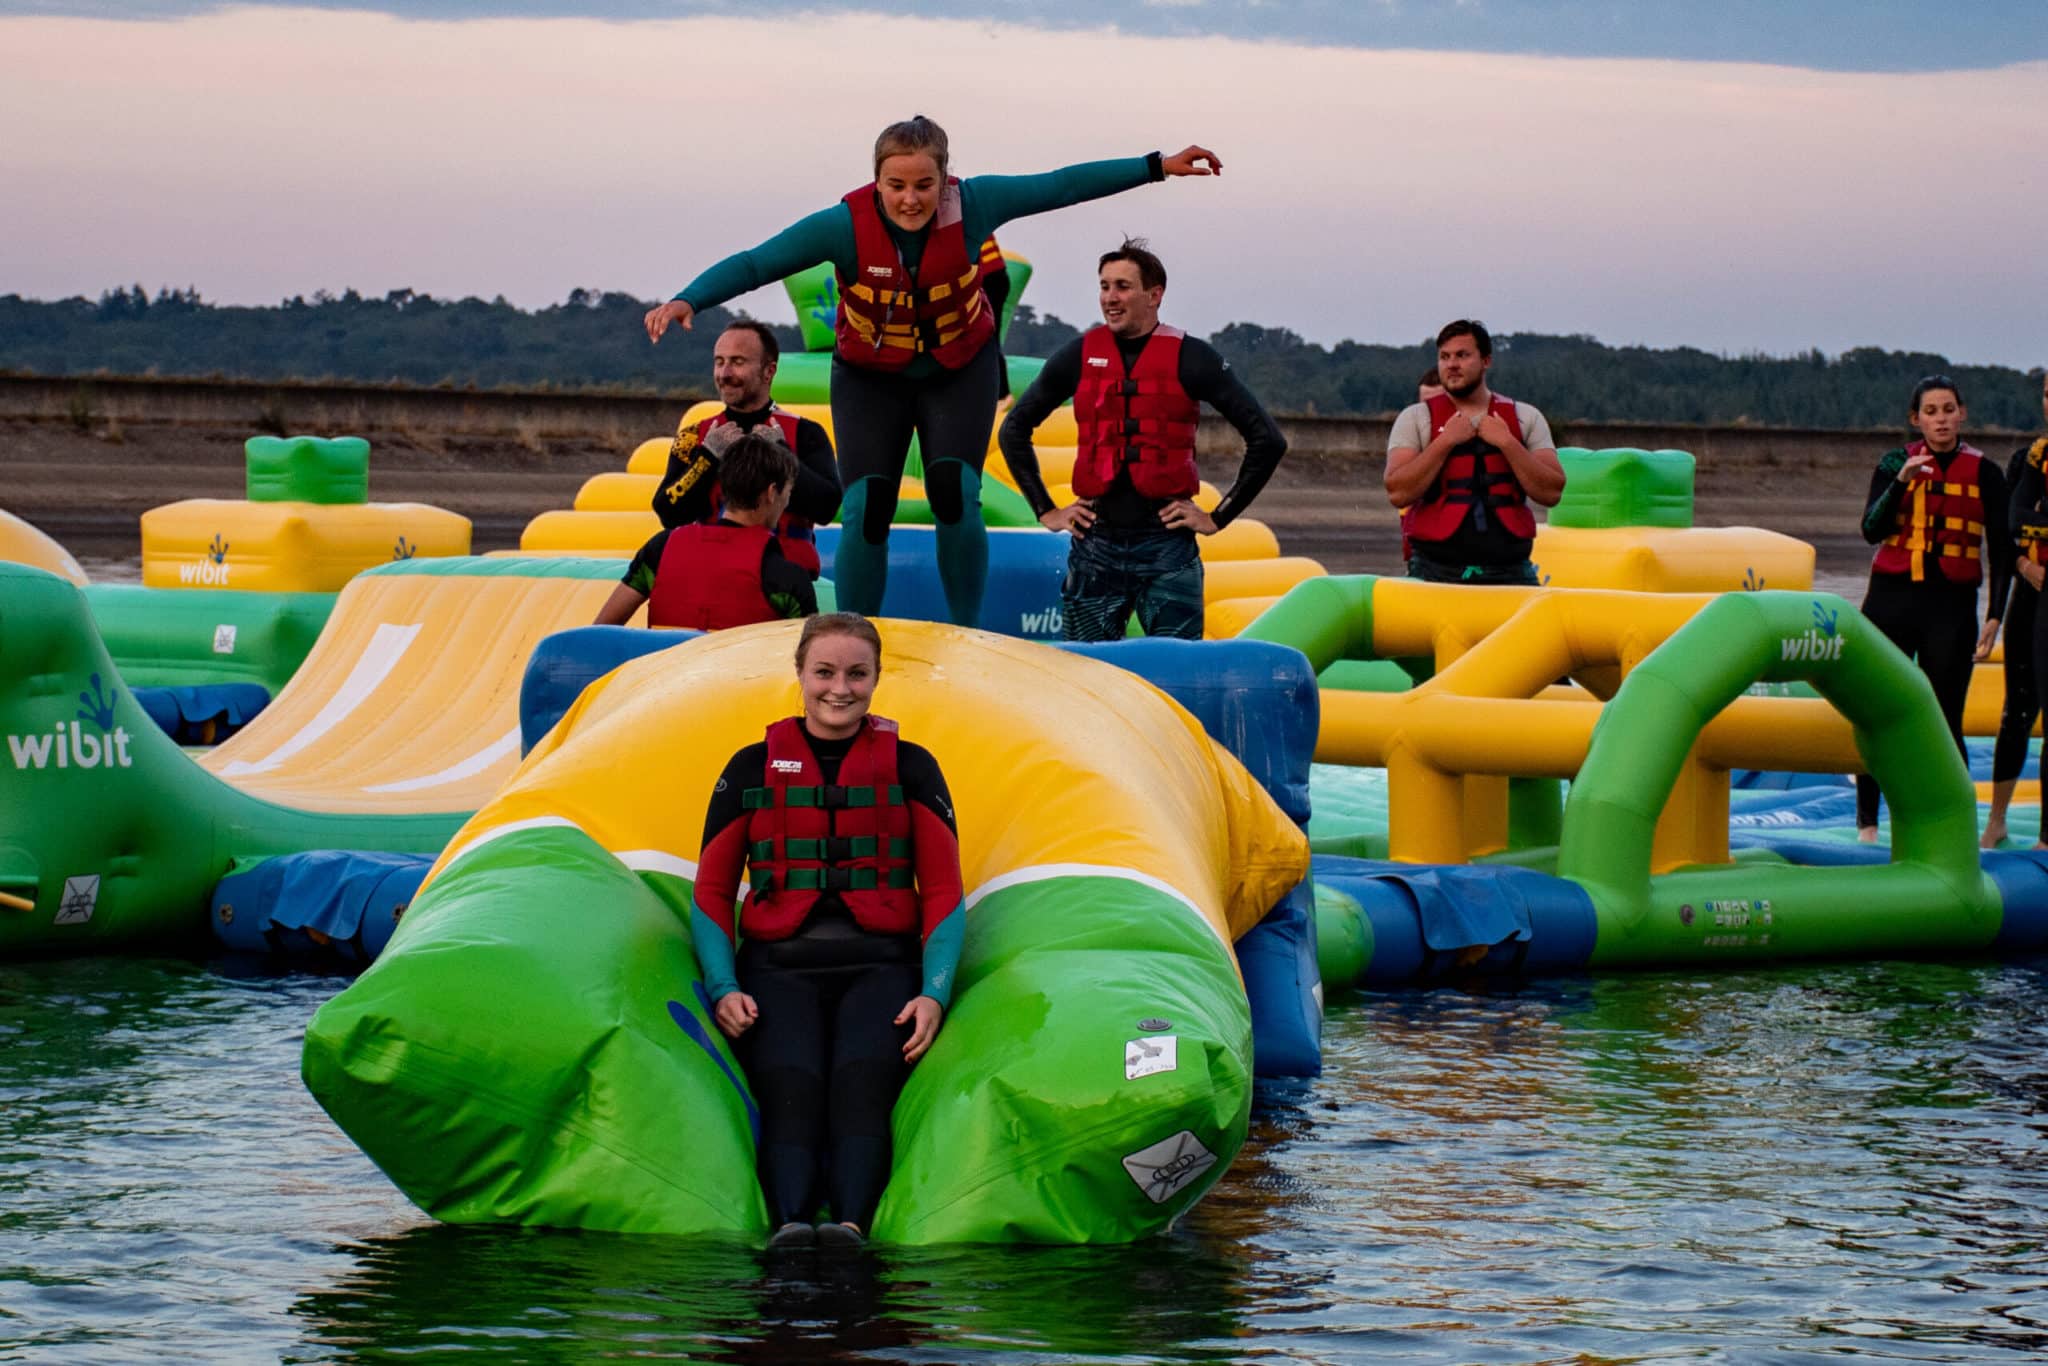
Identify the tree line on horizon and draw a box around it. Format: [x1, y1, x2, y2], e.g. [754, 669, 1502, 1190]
[1, 285, 2041, 432]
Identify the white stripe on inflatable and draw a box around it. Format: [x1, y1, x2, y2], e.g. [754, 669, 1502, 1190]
[615, 849, 698, 880]
[440, 814, 586, 871]
[219, 622, 421, 777]
[360, 724, 522, 794]
[966, 863, 1232, 955]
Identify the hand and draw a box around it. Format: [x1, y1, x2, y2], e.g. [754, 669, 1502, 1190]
[1475, 412, 1515, 447]
[2021, 558, 2046, 591]
[1976, 618, 2001, 662]
[1431, 409, 1479, 447]
[644, 298, 694, 343]
[1158, 499, 1218, 534]
[1160, 145, 1223, 177]
[713, 990, 758, 1039]
[897, 995, 944, 1062]
[1040, 501, 1096, 536]
[1898, 450, 1936, 482]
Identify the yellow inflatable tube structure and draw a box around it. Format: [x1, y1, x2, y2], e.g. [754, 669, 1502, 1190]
[0, 509, 87, 585]
[1532, 525, 1815, 593]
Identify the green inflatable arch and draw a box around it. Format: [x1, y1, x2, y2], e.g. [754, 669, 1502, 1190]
[1561, 590, 1999, 961]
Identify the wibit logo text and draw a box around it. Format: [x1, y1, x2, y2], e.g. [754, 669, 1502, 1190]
[178, 534, 232, 585]
[9, 722, 134, 770]
[1780, 629, 1844, 661]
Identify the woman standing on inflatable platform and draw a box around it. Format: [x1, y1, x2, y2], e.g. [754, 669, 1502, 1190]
[1856, 375, 2013, 842]
[644, 117, 1224, 627]
[1987, 370, 2048, 846]
[691, 613, 966, 1247]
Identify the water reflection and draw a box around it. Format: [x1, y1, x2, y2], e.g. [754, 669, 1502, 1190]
[287, 1224, 1257, 1363]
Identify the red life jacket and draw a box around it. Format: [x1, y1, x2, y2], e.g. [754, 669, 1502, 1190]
[1071, 325, 1202, 500]
[647, 523, 778, 630]
[694, 409, 820, 576]
[1405, 393, 1538, 543]
[977, 235, 1005, 282]
[738, 715, 917, 940]
[1872, 442, 1986, 584]
[834, 179, 995, 373]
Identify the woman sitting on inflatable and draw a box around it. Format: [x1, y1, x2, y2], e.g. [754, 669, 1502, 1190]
[689, 612, 966, 1247]
[644, 115, 1223, 629]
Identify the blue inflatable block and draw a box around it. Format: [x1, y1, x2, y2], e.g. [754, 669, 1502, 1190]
[1729, 785, 1860, 829]
[519, 625, 699, 754]
[132, 682, 270, 745]
[1983, 849, 2048, 954]
[211, 850, 432, 963]
[1725, 833, 1890, 865]
[1311, 855, 1600, 986]
[1731, 770, 1850, 791]
[1236, 882, 1322, 1077]
[1061, 638, 1318, 826]
[815, 525, 1067, 638]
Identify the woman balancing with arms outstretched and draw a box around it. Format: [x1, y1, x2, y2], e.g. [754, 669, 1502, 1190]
[1855, 375, 2013, 842]
[645, 116, 1223, 627]
[691, 613, 965, 1248]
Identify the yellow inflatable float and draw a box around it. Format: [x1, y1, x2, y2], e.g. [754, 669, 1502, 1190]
[144, 437, 470, 592]
[0, 509, 87, 585]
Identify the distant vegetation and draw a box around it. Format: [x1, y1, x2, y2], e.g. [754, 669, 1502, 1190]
[2, 286, 2041, 431]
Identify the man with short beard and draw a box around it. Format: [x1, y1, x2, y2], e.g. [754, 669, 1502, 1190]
[652, 319, 841, 577]
[1384, 319, 1565, 585]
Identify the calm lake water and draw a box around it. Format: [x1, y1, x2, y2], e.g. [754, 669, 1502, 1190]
[3, 954, 2044, 1363]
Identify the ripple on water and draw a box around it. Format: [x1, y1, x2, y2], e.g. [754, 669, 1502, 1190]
[0, 956, 2044, 1362]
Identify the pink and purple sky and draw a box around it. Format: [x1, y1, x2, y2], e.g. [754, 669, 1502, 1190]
[3, 5, 2042, 365]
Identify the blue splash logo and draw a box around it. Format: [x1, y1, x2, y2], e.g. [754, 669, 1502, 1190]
[1743, 567, 1766, 591]
[1781, 602, 1844, 661]
[392, 535, 416, 561]
[76, 673, 116, 730]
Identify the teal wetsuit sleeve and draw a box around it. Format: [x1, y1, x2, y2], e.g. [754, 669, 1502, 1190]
[675, 204, 857, 311]
[1861, 451, 1908, 544]
[960, 154, 1161, 243]
[689, 907, 741, 1003]
[920, 903, 965, 1010]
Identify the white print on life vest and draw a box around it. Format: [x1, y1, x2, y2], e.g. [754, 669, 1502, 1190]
[1121, 1129, 1217, 1205]
[770, 759, 805, 774]
[212, 624, 238, 654]
[1125, 1035, 1178, 1081]
[1085, 356, 1109, 367]
[54, 874, 100, 926]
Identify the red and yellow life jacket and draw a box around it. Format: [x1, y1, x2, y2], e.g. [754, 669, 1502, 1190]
[1873, 442, 1985, 584]
[1406, 393, 1538, 543]
[690, 409, 820, 576]
[834, 179, 994, 373]
[738, 715, 916, 940]
[647, 522, 777, 631]
[977, 235, 1005, 282]
[2019, 438, 2048, 566]
[1071, 325, 1202, 500]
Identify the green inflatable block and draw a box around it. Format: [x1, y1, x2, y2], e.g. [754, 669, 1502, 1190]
[85, 585, 334, 694]
[245, 435, 370, 505]
[1549, 447, 1695, 529]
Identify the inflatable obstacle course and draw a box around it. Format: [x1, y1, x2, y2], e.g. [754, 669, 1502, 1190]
[0, 509, 87, 585]
[143, 436, 470, 592]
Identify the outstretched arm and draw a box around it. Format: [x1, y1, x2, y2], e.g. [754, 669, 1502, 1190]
[963, 145, 1219, 238]
[645, 204, 854, 342]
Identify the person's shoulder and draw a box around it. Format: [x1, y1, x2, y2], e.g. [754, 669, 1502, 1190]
[635, 526, 674, 558]
[893, 738, 947, 778]
[723, 738, 769, 773]
[1393, 400, 1430, 426]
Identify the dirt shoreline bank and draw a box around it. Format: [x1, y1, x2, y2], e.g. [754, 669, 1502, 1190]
[0, 407, 1972, 585]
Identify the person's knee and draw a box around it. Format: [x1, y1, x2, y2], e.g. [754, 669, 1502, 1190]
[925, 460, 981, 525]
[842, 475, 899, 542]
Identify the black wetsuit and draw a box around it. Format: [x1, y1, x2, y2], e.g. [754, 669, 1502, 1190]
[1999, 437, 2048, 788]
[651, 404, 842, 534]
[1854, 446, 2013, 828]
[1994, 442, 2044, 784]
[693, 730, 964, 1231]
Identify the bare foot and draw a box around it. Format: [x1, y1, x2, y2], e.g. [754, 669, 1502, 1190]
[1857, 826, 1880, 844]
[1981, 818, 2009, 849]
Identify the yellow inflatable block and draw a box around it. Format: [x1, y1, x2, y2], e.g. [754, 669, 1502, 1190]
[521, 509, 659, 555]
[432, 620, 1307, 944]
[1965, 659, 2042, 738]
[575, 472, 661, 513]
[0, 509, 87, 585]
[1206, 596, 1279, 639]
[141, 501, 470, 592]
[204, 560, 622, 814]
[1532, 525, 1814, 593]
[1204, 556, 1325, 603]
[1027, 407, 1079, 449]
[626, 437, 676, 477]
[1200, 518, 1280, 562]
